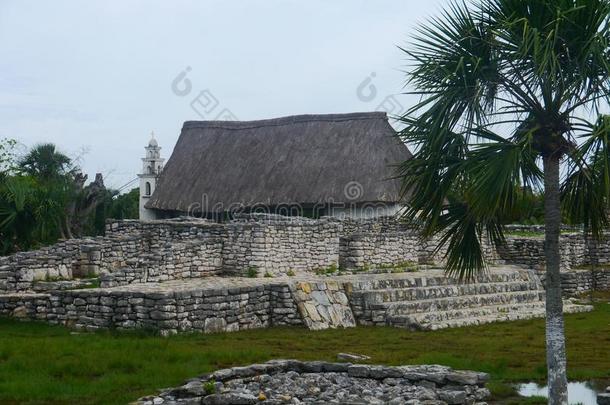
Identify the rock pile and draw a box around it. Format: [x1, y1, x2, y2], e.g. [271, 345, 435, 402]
[137, 360, 490, 405]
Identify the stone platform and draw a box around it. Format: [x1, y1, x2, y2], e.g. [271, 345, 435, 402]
[0, 266, 594, 334]
[347, 268, 592, 330]
[137, 360, 491, 405]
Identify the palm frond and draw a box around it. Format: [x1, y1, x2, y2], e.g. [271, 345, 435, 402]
[399, 0, 610, 280]
[562, 115, 610, 237]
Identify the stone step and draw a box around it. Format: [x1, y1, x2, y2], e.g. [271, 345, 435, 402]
[372, 290, 544, 314]
[352, 271, 533, 291]
[387, 302, 593, 331]
[355, 280, 541, 304]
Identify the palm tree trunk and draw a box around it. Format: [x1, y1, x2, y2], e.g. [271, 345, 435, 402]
[543, 154, 568, 405]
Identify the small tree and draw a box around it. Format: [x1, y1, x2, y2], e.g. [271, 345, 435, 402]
[399, 1, 610, 403]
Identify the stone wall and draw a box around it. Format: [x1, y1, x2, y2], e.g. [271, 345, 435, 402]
[222, 216, 341, 275]
[0, 216, 343, 292]
[4, 216, 610, 296]
[0, 214, 513, 294]
[0, 235, 146, 293]
[0, 293, 50, 320]
[497, 232, 610, 271]
[339, 218, 435, 269]
[339, 232, 420, 269]
[0, 268, 596, 335]
[106, 216, 342, 277]
[0, 282, 303, 336]
[291, 280, 355, 330]
[100, 239, 223, 287]
[337, 222, 501, 270]
[539, 268, 610, 296]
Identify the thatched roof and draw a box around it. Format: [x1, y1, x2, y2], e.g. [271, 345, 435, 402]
[146, 112, 412, 214]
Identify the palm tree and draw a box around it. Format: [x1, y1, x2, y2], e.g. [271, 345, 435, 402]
[398, 1, 610, 403]
[19, 143, 72, 180]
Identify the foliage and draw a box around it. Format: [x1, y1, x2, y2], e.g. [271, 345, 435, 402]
[314, 263, 339, 275]
[0, 296, 608, 404]
[0, 174, 68, 253]
[246, 267, 259, 278]
[0, 142, 139, 254]
[108, 188, 139, 220]
[398, 0, 610, 278]
[83, 188, 139, 236]
[202, 381, 216, 395]
[19, 143, 72, 180]
[378, 260, 420, 273]
[502, 188, 545, 225]
[399, 2, 610, 398]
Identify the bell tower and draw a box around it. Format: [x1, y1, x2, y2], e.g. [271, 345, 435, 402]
[138, 131, 164, 220]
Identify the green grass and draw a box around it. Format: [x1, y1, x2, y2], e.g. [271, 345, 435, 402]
[313, 262, 339, 275]
[0, 295, 609, 404]
[377, 260, 420, 273]
[505, 230, 577, 237]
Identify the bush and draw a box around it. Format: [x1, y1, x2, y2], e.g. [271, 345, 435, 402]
[246, 267, 259, 278]
[314, 263, 339, 276]
[202, 381, 216, 395]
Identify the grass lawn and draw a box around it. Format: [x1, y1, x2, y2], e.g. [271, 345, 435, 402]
[0, 293, 609, 404]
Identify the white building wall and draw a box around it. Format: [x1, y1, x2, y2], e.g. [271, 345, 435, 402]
[328, 204, 404, 220]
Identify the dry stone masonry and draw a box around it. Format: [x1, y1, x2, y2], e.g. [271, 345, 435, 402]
[0, 214, 606, 335]
[291, 281, 355, 330]
[137, 360, 491, 405]
[0, 268, 594, 335]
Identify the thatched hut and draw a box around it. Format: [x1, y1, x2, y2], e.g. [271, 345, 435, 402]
[144, 112, 412, 219]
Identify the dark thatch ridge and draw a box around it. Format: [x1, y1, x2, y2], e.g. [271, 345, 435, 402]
[146, 112, 412, 214]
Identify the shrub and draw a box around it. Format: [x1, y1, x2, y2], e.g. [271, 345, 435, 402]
[314, 263, 339, 276]
[246, 267, 259, 278]
[202, 381, 216, 395]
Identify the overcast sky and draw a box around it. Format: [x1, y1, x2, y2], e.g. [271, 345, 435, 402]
[1, 1, 447, 189]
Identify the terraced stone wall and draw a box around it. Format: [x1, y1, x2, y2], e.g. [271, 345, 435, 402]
[111, 217, 342, 277]
[222, 216, 341, 276]
[0, 216, 343, 292]
[338, 217, 501, 270]
[497, 232, 610, 271]
[338, 218, 420, 269]
[0, 293, 50, 320]
[539, 268, 610, 296]
[5, 216, 610, 295]
[99, 239, 224, 287]
[0, 282, 303, 335]
[0, 235, 147, 293]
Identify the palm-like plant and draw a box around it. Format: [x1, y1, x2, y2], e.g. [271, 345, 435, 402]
[19, 143, 71, 180]
[399, 1, 610, 403]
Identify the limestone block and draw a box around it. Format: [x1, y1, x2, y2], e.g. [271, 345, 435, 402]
[204, 317, 227, 333]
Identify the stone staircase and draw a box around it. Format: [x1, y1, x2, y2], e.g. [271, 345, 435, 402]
[348, 268, 593, 330]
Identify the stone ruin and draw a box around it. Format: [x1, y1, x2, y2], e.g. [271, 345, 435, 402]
[0, 214, 606, 335]
[137, 360, 491, 405]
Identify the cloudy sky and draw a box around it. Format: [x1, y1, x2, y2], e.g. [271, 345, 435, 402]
[0, 1, 446, 189]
